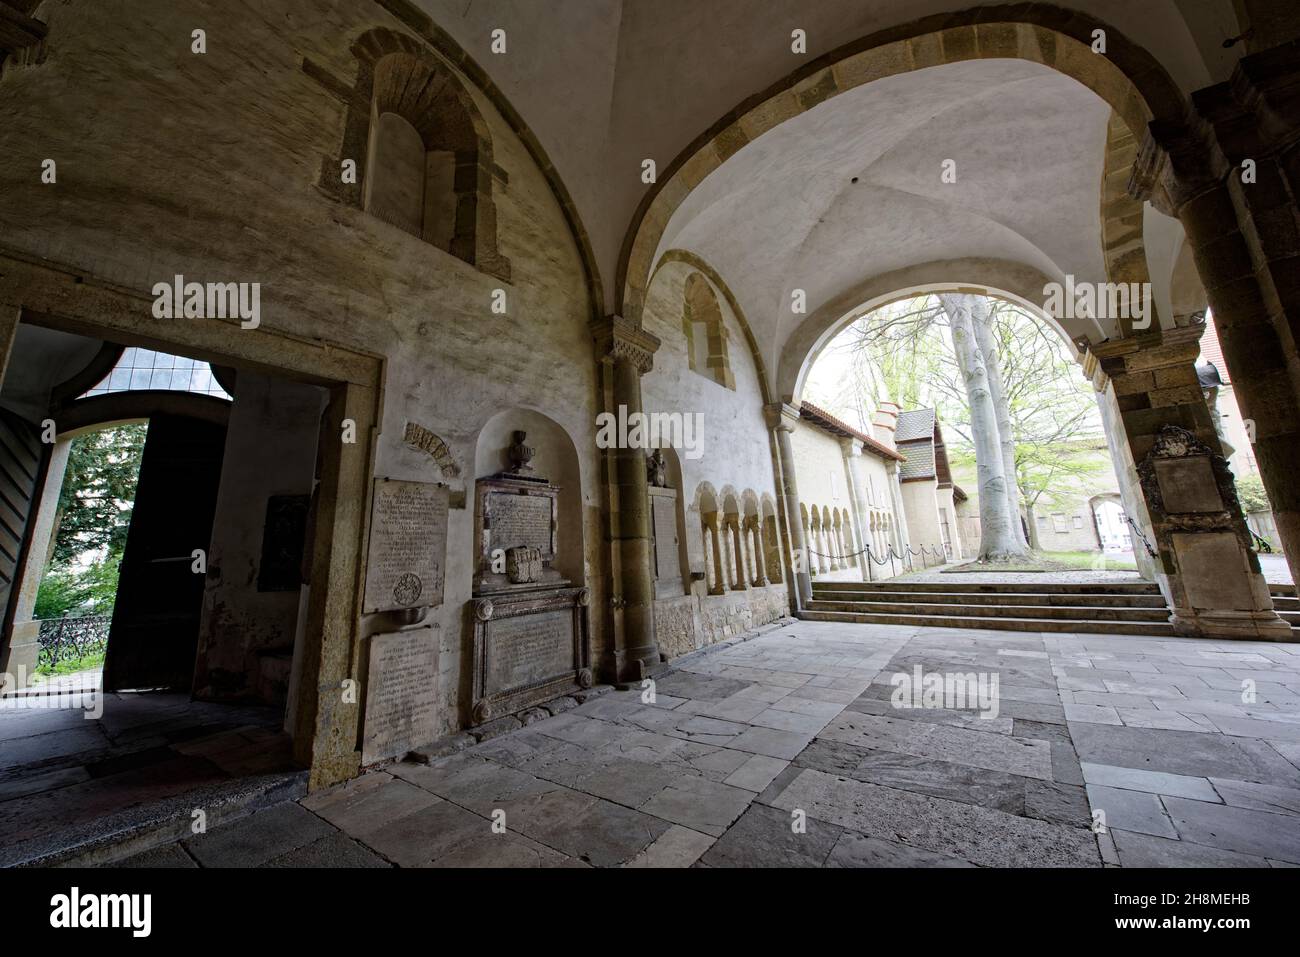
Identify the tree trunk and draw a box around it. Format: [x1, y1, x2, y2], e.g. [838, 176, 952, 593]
[970, 297, 1029, 551]
[939, 293, 1029, 562]
[1024, 499, 1041, 550]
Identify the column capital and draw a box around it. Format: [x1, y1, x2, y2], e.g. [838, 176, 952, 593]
[763, 401, 801, 432]
[1088, 323, 1206, 382]
[592, 314, 660, 374]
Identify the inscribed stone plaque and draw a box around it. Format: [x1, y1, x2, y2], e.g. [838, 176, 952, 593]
[364, 479, 448, 613]
[487, 609, 573, 695]
[487, 490, 553, 557]
[1172, 532, 1250, 610]
[1155, 457, 1223, 514]
[362, 626, 439, 764]
[650, 491, 680, 581]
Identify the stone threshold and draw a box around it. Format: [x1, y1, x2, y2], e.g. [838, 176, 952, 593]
[4, 769, 307, 868]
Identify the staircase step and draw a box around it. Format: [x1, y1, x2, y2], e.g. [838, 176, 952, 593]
[802, 608, 1177, 636]
[807, 599, 1171, 622]
[809, 589, 1167, 609]
[811, 580, 1161, 596]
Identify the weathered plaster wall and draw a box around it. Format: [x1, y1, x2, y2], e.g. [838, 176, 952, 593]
[638, 261, 788, 650]
[790, 423, 852, 515]
[641, 262, 775, 503]
[0, 0, 600, 740]
[194, 373, 326, 704]
[901, 480, 944, 556]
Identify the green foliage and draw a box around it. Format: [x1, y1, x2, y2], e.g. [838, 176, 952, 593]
[35, 649, 107, 677]
[49, 423, 147, 567]
[811, 295, 1112, 512]
[34, 556, 122, 620]
[1233, 472, 1271, 513]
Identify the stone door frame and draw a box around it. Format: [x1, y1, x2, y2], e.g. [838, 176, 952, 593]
[0, 249, 385, 788]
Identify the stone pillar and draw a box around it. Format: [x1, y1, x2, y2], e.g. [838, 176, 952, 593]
[592, 316, 662, 682]
[886, 461, 911, 554]
[842, 439, 874, 581]
[1089, 329, 1290, 640]
[727, 516, 748, 590]
[702, 514, 724, 594]
[765, 403, 811, 607]
[1137, 42, 1300, 587]
[747, 516, 767, 586]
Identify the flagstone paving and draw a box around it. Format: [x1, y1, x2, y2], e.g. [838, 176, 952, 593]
[118, 619, 1300, 868]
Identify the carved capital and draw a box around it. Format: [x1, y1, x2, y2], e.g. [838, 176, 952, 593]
[763, 401, 801, 433]
[592, 314, 660, 374]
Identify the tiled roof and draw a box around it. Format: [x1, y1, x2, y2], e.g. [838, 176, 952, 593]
[897, 440, 935, 480]
[894, 407, 936, 443]
[798, 401, 904, 461]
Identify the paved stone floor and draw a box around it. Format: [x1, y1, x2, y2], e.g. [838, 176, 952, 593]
[119, 619, 1300, 868]
[0, 692, 294, 865]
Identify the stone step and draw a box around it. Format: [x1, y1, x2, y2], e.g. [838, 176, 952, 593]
[809, 589, 1168, 609]
[1, 769, 308, 868]
[1271, 584, 1297, 598]
[806, 599, 1171, 622]
[801, 608, 1178, 636]
[810, 580, 1161, 596]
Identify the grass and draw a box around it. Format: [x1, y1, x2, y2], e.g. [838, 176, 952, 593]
[35, 650, 106, 677]
[942, 550, 1137, 573]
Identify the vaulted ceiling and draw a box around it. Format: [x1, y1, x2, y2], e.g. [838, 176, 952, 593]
[416, 1, 1240, 312]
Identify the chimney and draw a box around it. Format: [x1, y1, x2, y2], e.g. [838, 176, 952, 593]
[871, 400, 900, 451]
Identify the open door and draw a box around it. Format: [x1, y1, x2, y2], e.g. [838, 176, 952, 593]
[102, 414, 226, 691]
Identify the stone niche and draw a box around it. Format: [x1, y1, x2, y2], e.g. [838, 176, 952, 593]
[469, 433, 591, 724]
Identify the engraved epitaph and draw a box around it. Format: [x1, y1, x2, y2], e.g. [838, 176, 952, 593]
[364, 479, 448, 613]
[469, 438, 590, 723]
[362, 626, 439, 764]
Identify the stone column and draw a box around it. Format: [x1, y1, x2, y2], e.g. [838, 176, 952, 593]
[841, 439, 874, 581]
[747, 516, 768, 586]
[592, 316, 662, 682]
[1089, 329, 1290, 640]
[1136, 43, 1300, 588]
[765, 402, 811, 607]
[702, 514, 724, 594]
[727, 516, 748, 590]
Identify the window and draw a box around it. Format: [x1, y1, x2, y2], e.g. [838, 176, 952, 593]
[682, 273, 735, 389]
[1072, 515, 1084, 529]
[830, 471, 841, 500]
[1052, 513, 1068, 533]
[82, 348, 231, 400]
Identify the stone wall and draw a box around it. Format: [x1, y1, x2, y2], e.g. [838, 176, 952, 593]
[0, 0, 600, 739]
[653, 583, 789, 661]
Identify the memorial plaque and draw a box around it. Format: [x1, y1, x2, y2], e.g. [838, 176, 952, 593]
[470, 586, 591, 724]
[362, 626, 439, 764]
[1155, 457, 1223, 514]
[650, 489, 680, 582]
[364, 479, 448, 613]
[475, 475, 562, 593]
[487, 490, 554, 557]
[487, 609, 573, 693]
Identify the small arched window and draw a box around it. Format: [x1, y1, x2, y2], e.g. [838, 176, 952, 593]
[683, 273, 735, 389]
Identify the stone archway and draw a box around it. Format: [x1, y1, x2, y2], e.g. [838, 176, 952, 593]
[617, 9, 1186, 330]
[0, 254, 384, 788]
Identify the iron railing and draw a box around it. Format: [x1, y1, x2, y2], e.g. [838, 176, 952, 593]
[37, 615, 110, 670]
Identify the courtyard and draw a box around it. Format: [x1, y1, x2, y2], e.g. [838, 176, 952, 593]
[110, 618, 1300, 868]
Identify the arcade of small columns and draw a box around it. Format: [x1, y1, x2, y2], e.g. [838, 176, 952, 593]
[698, 492, 784, 595]
[798, 504, 897, 577]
